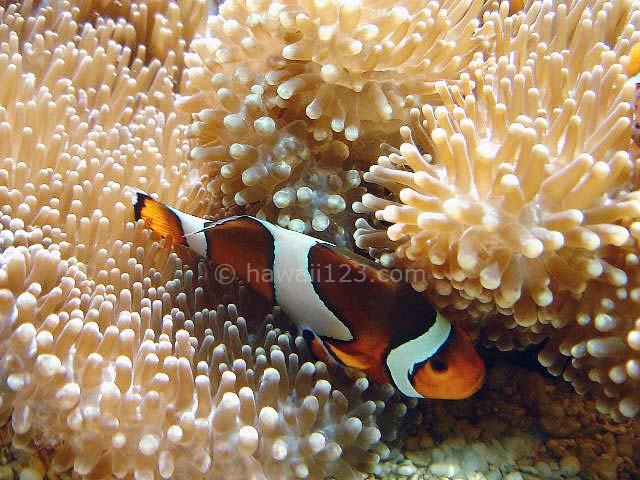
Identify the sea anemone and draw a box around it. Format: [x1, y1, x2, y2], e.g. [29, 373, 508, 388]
[77, 0, 207, 74]
[181, 0, 491, 141]
[0, 2, 404, 478]
[538, 224, 640, 421]
[179, 81, 363, 243]
[355, 0, 638, 316]
[0, 256, 390, 479]
[2, 5, 640, 480]
[176, 0, 495, 242]
[353, 0, 640, 418]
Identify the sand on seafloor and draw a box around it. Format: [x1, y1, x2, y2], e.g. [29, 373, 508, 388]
[373, 360, 639, 480]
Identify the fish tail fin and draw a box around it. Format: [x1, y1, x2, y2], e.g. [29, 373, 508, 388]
[133, 192, 189, 247]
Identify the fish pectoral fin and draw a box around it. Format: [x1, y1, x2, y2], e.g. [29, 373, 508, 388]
[324, 341, 371, 371]
[305, 331, 371, 372]
[307, 334, 332, 365]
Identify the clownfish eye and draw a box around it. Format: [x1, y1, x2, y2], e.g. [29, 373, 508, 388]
[430, 358, 448, 373]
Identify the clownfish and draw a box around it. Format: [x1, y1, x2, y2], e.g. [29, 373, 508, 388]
[626, 42, 640, 77]
[627, 42, 640, 147]
[133, 192, 485, 399]
[508, 0, 525, 15]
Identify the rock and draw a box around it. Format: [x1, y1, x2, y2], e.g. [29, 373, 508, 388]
[418, 435, 434, 449]
[466, 473, 487, 480]
[461, 449, 487, 473]
[534, 461, 552, 477]
[592, 455, 622, 480]
[488, 363, 510, 389]
[368, 360, 636, 480]
[404, 436, 420, 451]
[428, 461, 460, 477]
[464, 425, 482, 441]
[430, 447, 445, 462]
[396, 463, 417, 477]
[559, 455, 580, 476]
[478, 419, 507, 436]
[461, 452, 480, 471]
[27, 457, 44, 477]
[470, 442, 489, 455]
[616, 436, 634, 458]
[504, 473, 524, 480]
[441, 436, 466, 451]
[405, 450, 431, 467]
[0, 465, 13, 480]
[19, 468, 43, 480]
[541, 416, 581, 437]
[485, 469, 501, 480]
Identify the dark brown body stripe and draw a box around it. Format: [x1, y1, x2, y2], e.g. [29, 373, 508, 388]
[204, 216, 276, 302]
[307, 243, 439, 384]
[305, 244, 373, 338]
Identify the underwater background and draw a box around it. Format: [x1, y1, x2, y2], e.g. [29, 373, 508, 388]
[0, 0, 639, 479]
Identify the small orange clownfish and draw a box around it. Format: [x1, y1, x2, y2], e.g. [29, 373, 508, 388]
[627, 42, 640, 147]
[133, 193, 485, 400]
[508, 0, 525, 15]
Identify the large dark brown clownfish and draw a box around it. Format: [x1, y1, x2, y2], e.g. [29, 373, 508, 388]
[133, 192, 485, 400]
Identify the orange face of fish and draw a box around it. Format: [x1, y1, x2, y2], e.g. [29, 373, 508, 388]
[411, 326, 486, 399]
